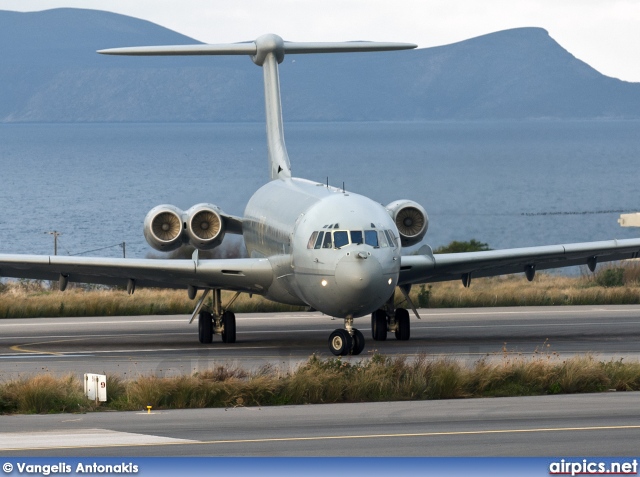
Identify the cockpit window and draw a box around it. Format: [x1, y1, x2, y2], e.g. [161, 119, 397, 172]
[333, 231, 349, 249]
[307, 231, 319, 249]
[378, 230, 389, 248]
[385, 230, 398, 248]
[309, 229, 385, 249]
[322, 231, 333, 248]
[364, 230, 378, 247]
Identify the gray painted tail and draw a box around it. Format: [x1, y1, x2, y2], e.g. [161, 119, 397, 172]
[99, 34, 417, 181]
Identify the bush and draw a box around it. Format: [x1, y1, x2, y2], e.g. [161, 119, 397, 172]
[417, 285, 432, 307]
[3, 354, 640, 414]
[434, 239, 490, 253]
[595, 268, 625, 287]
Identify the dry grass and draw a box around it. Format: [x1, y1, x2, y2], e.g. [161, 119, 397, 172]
[413, 263, 640, 308]
[2, 262, 640, 319]
[0, 374, 87, 413]
[0, 281, 303, 318]
[2, 353, 640, 414]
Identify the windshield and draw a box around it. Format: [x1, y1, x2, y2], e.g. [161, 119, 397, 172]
[308, 229, 387, 249]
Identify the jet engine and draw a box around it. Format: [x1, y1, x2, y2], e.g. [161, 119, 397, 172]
[143, 205, 186, 252]
[386, 200, 428, 247]
[185, 203, 226, 250]
[144, 203, 230, 252]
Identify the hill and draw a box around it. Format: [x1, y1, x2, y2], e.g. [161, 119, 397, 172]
[1, 8, 639, 121]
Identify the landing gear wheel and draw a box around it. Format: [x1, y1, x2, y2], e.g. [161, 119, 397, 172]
[329, 329, 353, 356]
[371, 309, 387, 341]
[395, 308, 410, 341]
[198, 311, 213, 344]
[221, 311, 236, 343]
[350, 328, 365, 355]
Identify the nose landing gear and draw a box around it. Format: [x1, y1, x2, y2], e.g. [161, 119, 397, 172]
[328, 316, 366, 356]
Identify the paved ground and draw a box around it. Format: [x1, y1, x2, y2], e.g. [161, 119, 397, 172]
[1, 393, 639, 456]
[2, 306, 640, 457]
[1, 305, 639, 377]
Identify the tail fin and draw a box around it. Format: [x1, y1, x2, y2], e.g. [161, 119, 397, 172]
[99, 34, 416, 181]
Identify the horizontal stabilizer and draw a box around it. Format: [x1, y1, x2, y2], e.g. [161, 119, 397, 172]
[98, 37, 417, 57]
[98, 43, 257, 56]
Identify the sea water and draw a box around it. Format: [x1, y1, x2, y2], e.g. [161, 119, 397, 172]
[0, 120, 638, 259]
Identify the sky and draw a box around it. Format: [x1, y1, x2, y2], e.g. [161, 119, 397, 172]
[1, 0, 639, 82]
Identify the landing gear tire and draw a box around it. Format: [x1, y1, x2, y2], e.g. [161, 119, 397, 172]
[221, 311, 236, 343]
[395, 308, 410, 341]
[350, 328, 365, 355]
[329, 329, 353, 356]
[371, 309, 387, 341]
[198, 311, 213, 344]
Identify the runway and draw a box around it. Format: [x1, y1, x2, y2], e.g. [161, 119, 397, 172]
[0, 393, 639, 456]
[1, 305, 640, 377]
[2, 305, 640, 457]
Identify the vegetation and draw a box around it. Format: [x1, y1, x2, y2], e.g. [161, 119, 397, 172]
[3, 261, 640, 318]
[433, 239, 491, 253]
[0, 280, 303, 319]
[2, 237, 638, 415]
[414, 263, 640, 309]
[2, 353, 639, 414]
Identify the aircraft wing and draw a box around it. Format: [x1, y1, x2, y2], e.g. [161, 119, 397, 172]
[399, 238, 640, 285]
[0, 254, 274, 294]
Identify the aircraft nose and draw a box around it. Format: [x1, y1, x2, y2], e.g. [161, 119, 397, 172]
[334, 250, 393, 315]
[335, 250, 382, 291]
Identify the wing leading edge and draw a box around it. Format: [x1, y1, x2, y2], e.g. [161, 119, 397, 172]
[0, 255, 274, 294]
[399, 238, 640, 285]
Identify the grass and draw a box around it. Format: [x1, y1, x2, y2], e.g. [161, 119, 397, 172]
[0, 280, 304, 318]
[2, 353, 640, 414]
[413, 262, 640, 308]
[2, 262, 640, 318]
[3, 263, 639, 414]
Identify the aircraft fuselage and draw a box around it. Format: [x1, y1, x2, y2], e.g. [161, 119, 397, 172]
[243, 177, 401, 317]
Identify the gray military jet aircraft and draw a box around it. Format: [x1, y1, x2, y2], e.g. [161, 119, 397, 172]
[2, 34, 640, 356]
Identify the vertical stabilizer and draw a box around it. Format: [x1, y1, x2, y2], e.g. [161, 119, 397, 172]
[98, 35, 416, 181]
[251, 35, 291, 180]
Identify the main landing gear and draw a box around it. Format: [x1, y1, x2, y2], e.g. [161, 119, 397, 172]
[195, 288, 238, 344]
[371, 307, 410, 341]
[371, 290, 414, 342]
[198, 310, 236, 344]
[328, 316, 365, 356]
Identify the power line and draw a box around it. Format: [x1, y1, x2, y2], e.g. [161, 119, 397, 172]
[71, 242, 126, 258]
[43, 231, 128, 258]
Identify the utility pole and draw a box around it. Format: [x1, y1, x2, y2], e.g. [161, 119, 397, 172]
[120, 242, 126, 258]
[45, 231, 62, 255]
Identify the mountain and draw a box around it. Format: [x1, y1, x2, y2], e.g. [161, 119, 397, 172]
[1, 8, 639, 121]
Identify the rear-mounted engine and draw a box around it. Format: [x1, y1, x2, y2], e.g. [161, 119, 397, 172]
[143, 203, 227, 251]
[385, 200, 428, 247]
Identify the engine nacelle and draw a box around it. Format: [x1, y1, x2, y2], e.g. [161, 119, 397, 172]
[386, 200, 428, 247]
[185, 203, 226, 250]
[144, 203, 229, 252]
[143, 204, 187, 252]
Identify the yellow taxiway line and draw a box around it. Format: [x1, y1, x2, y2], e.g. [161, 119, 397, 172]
[2, 424, 639, 452]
